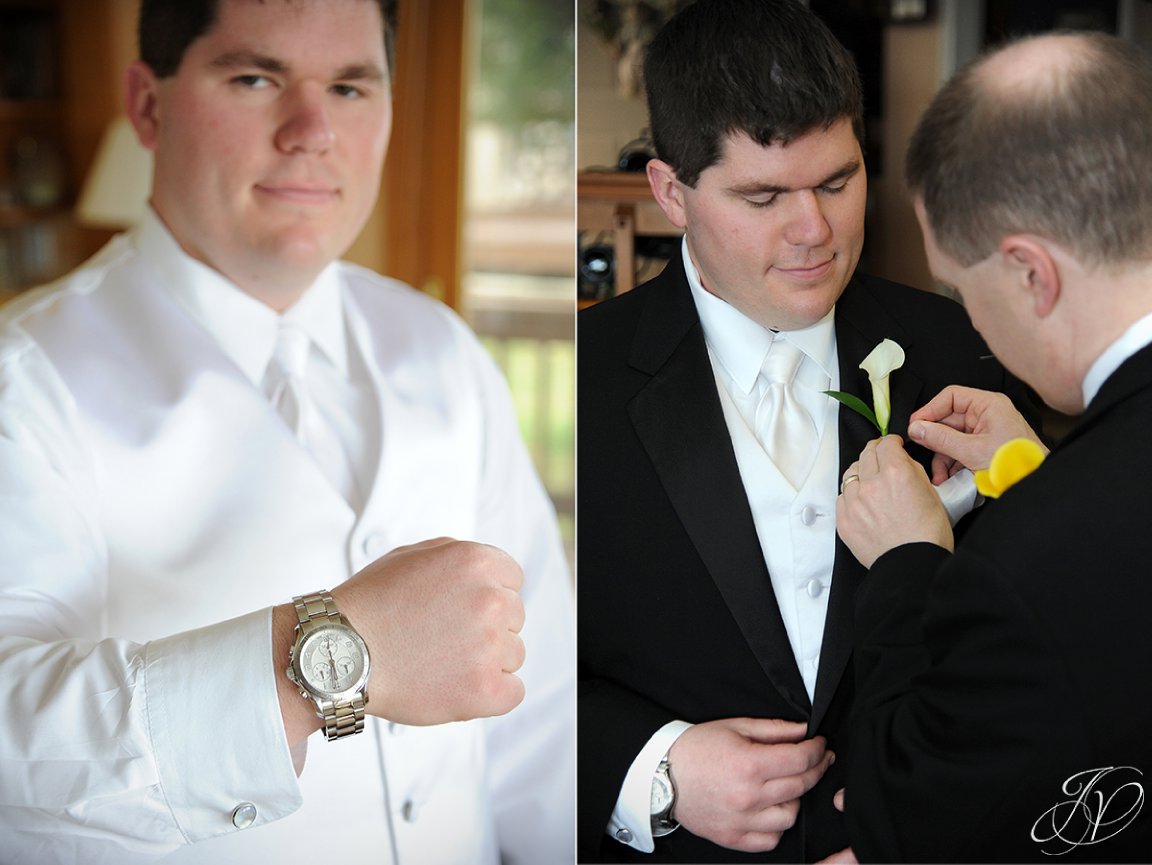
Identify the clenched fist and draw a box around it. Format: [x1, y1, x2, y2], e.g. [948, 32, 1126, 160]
[276, 538, 526, 743]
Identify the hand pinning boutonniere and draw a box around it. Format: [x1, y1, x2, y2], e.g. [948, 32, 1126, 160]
[824, 338, 906, 435]
[974, 437, 1046, 498]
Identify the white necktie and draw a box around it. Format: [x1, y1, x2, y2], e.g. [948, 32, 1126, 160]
[754, 338, 818, 488]
[265, 322, 357, 505]
[267, 323, 311, 441]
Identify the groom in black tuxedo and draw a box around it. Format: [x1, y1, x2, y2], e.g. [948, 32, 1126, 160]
[577, 1, 1030, 861]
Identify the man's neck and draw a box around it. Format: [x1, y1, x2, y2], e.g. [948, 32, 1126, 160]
[149, 205, 324, 313]
[1063, 262, 1152, 409]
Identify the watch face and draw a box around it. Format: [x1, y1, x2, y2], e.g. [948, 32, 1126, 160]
[296, 624, 369, 699]
[651, 771, 674, 815]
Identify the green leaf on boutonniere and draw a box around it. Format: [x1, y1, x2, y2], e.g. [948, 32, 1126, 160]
[824, 389, 882, 434]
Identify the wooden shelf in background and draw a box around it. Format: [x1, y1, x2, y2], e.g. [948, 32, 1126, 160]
[578, 170, 680, 302]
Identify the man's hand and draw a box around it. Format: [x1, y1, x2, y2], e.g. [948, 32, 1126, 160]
[276, 538, 526, 742]
[339, 538, 526, 725]
[667, 717, 834, 852]
[837, 436, 954, 568]
[909, 386, 1046, 484]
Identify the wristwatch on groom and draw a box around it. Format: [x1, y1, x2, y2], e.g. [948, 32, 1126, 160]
[286, 591, 371, 740]
[651, 754, 680, 836]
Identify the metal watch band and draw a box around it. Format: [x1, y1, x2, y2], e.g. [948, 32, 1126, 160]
[292, 591, 367, 741]
[293, 590, 342, 628]
[314, 693, 367, 741]
[651, 755, 680, 837]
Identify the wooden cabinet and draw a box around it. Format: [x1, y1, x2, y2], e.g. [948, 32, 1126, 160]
[1, 0, 67, 299]
[1, 0, 131, 303]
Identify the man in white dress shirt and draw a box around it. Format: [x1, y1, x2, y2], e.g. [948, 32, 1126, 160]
[0, 0, 574, 861]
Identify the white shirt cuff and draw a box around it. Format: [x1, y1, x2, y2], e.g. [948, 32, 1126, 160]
[144, 608, 302, 843]
[607, 719, 693, 852]
[934, 468, 980, 526]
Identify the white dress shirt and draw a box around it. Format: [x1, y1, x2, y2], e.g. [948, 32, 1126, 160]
[0, 210, 575, 863]
[161, 230, 376, 511]
[1082, 309, 1152, 408]
[691, 250, 841, 699]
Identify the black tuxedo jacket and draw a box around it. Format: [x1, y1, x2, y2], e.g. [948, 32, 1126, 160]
[845, 344, 1152, 862]
[577, 255, 1021, 863]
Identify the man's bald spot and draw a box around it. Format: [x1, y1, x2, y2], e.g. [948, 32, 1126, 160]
[973, 33, 1099, 101]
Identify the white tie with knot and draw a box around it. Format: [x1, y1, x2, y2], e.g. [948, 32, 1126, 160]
[754, 337, 819, 488]
[264, 321, 356, 504]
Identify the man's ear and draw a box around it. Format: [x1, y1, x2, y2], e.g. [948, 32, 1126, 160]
[124, 61, 162, 151]
[646, 158, 688, 230]
[1000, 235, 1061, 318]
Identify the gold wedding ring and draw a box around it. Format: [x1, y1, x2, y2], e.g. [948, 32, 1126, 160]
[841, 474, 860, 493]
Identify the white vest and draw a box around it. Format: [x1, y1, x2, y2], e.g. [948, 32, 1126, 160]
[715, 376, 839, 700]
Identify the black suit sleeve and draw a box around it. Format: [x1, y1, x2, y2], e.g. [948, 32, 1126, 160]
[576, 676, 678, 861]
[845, 543, 1095, 862]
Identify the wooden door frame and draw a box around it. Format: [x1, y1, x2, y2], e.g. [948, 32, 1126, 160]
[377, 0, 468, 310]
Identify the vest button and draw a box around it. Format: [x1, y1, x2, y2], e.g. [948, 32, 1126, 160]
[361, 532, 389, 560]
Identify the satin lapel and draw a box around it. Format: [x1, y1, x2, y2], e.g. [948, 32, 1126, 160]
[810, 278, 925, 729]
[627, 261, 811, 717]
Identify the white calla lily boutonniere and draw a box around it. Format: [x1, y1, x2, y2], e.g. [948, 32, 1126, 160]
[824, 338, 906, 435]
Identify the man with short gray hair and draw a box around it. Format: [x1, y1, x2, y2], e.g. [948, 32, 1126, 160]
[837, 30, 1152, 861]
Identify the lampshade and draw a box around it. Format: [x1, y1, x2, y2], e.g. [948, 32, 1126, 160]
[75, 116, 153, 228]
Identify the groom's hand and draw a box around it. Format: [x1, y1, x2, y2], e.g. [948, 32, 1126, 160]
[837, 436, 954, 568]
[667, 717, 833, 852]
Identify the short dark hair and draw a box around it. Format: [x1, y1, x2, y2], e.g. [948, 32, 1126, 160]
[643, 0, 864, 188]
[139, 0, 398, 79]
[906, 32, 1152, 268]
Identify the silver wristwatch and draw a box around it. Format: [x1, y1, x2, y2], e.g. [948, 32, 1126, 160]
[286, 591, 371, 741]
[650, 754, 680, 837]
